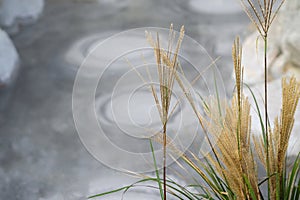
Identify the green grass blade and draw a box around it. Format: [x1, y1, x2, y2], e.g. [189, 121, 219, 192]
[294, 177, 300, 200]
[196, 92, 210, 113]
[258, 173, 278, 186]
[287, 154, 300, 200]
[150, 139, 164, 200]
[213, 69, 222, 118]
[89, 177, 197, 199]
[121, 183, 186, 200]
[244, 84, 266, 142]
[243, 175, 258, 200]
[189, 154, 231, 200]
[202, 157, 227, 193]
[164, 178, 196, 200]
[89, 178, 161, 199]
[88, 186, 130, 198]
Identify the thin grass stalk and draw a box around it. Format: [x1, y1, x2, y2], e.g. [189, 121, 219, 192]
[173, 68, 229, 191]
[200, 37, 262, 199]
[163, 120, 167, 200]
[253, 76, 299, 200]
[90, 17, 300, 199]
[146, 25, 185, 199]
[263, 32, 271, 200]
[240, 1, 286, 198]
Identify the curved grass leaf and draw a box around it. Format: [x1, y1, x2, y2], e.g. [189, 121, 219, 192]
[150, 139, 164, 199]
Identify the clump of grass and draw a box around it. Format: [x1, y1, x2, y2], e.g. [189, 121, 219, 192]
[166, 37, 299, 200]
[240, 0, 286, 198]
[89, 33, 300, 200]
[254, 77, 300, 199]
[203, 38, 259, 200]
[89, 0, 300, 199]
[145, 24, 185, 200]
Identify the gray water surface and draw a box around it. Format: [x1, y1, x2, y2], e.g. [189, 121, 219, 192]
[0, 0, 249, 199]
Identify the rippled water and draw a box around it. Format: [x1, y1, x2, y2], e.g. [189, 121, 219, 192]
[0, 0, 249, 199]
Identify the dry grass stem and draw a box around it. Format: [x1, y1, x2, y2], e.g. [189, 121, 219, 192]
[146, 24, 185, 200]
[205, 90, 260, 200]
[254, 77, 300, 199]
[200, 38, 260, 199]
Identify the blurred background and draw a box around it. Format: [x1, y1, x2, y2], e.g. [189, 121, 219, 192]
[0, 0, 299, 199]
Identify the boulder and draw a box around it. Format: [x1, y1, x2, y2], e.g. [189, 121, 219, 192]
[271, 0, 300, 72]
[0, 29, 19, 85]
[241, 32, 279, 85]
[0, 28, 19, 115]
[0, 0, 44, 33]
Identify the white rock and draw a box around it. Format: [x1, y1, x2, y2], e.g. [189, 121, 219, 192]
[281, 30, 300, 67]
[281, 0, 300, 11]
[0, 0, 44, 30]
[274, 0, 300, 68]
[245, 77, 300, 158]
[0, 28, 19, 86]
[241, 32, 279, 85]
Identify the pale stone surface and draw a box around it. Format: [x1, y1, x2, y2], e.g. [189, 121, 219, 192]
[0, 28, 19, 85]
[281, 31, 300, 67]
[241, 32, 279, 85]
[0, 0, 44, 32]
[272, 0, 300, 70]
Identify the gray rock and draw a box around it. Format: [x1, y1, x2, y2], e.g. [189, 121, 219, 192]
[0, 29, 19, 85]
[281, 29, 300, 68]
[272, 0, 300, 68]
[241, 32, 279, 85]
[0, 0, 44, 33]
[0, 28, 19, 115]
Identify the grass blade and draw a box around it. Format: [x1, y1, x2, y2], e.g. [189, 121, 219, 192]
[150, 139, 164, 200]
[243, 175, 258, 200]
